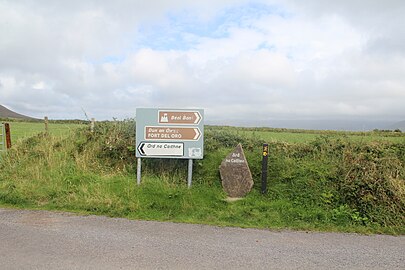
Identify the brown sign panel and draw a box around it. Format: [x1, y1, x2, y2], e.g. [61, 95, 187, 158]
[158, 111, 202, 125]
[145, 126, 201, 141]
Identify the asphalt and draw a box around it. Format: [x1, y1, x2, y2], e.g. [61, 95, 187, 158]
[0, 208, 404, 270]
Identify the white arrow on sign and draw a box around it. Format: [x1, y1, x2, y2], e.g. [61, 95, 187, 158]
[193, 128, 200, 140]
[137, 142, 184, 156]
[193, 112, 201, 124]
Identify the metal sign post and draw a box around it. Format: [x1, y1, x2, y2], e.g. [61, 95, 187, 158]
[137, 158, 142, 185]
[136, 108, 204, 188]
[187, 159, 193, 188]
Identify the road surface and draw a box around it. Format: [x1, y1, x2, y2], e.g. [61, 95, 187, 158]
[0, 208, 404, 269]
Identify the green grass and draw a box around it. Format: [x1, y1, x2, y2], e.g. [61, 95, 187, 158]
[239, 130, 405, 143]
[0, 173, 399, 235]
[6, 122, 84, 141]
[5, 121, 405, 144]
[213, 126, 405, 143]
[0, 121, 404, 235]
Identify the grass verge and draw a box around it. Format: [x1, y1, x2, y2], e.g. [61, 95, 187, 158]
[0, 121, 404, 235]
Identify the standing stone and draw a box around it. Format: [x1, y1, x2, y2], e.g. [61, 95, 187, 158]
[220, 144, 254, 198]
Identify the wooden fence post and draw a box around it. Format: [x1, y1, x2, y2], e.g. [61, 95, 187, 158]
[91, 118, 95, 133]
[44, 116, 49, 135]
[5, 123, 11, 149]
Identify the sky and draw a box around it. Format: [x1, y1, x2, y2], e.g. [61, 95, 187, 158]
[0, 0, 404, 125]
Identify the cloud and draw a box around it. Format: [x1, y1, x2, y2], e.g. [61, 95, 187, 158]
[0, 0, 404, 123]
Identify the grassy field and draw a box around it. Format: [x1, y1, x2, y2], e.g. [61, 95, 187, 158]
[4, 121, 405, 143]
[0, 121, 404, 234]
[212, 126, 405, 143]
[4, 121, 85, 141]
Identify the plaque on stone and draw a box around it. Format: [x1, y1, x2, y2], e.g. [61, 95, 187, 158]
[219, 144, 254, 198]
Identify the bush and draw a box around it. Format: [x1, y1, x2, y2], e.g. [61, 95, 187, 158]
[1, 121, 404, 231]
[84, 123, 405, 227]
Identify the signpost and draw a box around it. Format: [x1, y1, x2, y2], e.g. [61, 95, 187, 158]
[136, 108, 204, 187]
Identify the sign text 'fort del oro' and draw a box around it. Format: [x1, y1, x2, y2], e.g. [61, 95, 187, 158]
[136, 108, 204, 159]
[145, 126, 201, 141]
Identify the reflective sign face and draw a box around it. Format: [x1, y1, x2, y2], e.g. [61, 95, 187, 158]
[145, 126, 201, 140]
[158, 110, 202, 125]
[137, 142, 184, 157]
[136, 108, 204, 159]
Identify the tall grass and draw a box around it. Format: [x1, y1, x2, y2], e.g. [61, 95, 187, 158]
[0, 121, 404, 234]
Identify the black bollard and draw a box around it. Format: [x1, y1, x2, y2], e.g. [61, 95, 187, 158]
[261, 143, 269, 194]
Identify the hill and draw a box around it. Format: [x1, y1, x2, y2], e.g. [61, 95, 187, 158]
[0, 104, 37, 120]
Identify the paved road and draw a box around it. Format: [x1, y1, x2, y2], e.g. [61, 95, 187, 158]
[0, 208, 404, 270]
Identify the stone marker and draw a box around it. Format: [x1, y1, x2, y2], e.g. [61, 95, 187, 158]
[220, 144, 254, 198]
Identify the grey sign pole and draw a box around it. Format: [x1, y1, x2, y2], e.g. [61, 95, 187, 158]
[137, 158, 142, 185]
[187, 159, 193, 188]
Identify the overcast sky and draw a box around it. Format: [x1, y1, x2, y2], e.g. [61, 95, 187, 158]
[0, 0, 404, 124]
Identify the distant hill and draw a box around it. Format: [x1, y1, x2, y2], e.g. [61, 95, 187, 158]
[0, 104, 37, 120]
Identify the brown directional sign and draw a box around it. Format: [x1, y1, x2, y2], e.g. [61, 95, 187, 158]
[158, 110, 202, 125]
[145, 126, 201, 141]
[136, 108, 204, 159]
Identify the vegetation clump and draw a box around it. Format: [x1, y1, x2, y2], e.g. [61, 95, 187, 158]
[0, 121, 404, 234]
